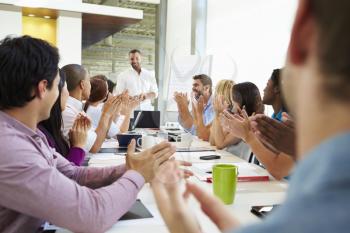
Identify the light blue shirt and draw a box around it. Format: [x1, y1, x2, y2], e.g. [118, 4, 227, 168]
[271, 110, 283, 122]
[232, 132, 350, 233]
[179, 95, 215, 135]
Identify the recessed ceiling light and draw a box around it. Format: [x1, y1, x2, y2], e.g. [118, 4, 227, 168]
[28, 14, 35, 17]
[44, 15, 51, 19]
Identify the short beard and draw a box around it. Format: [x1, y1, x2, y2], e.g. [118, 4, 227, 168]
[131, 63, 140, 71]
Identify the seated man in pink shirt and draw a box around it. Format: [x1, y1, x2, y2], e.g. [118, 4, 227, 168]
[0, 36, 176, 233]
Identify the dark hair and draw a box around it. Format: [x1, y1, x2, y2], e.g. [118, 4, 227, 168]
[310, 0, 350, 100]
[193, 74, 213, 94]
[270, 69, 281, 87]
[61, 64, 87, 92]
[232, 82, 264, 116]
[84, 78, 108, 112]
[0, 36, 59, 110]
[92, 74, 107, 82]
[39, 69, 69, 156]
[270, 68, 288, 112]
[91, 74, 115, 93]
[129, 49, 141, 55]
[107, 79, 116, 93]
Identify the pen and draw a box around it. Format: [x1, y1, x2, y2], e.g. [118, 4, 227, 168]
[205, 176, 269, 183]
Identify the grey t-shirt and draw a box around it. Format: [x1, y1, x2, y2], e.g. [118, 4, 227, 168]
[232, 132, 350, 233]
[225, 140, 251, 162]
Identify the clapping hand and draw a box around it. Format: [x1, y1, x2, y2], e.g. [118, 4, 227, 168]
[125, 140, 176, 182]
[103, 95, 122, 117]
[191, 92, 205, 115]
[152, 161, 239, 233]
[69, 114, 91, 148]
[220, 107, 254, 143]
[174, 92, 189, 107]
[213, 95, 228, 115]
[251, 113, 296, 156]
[138, 93, 147, 102]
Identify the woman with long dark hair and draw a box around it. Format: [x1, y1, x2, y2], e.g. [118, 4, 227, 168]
[221, 82, 294, 180]
[212, 81, 264, 161]
[39, 69, 90, 166]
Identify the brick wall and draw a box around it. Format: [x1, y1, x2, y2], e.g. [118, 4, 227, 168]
[82, 0, 156, 83]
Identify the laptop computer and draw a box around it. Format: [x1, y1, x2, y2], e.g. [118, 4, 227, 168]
[132, 111, 160, 129]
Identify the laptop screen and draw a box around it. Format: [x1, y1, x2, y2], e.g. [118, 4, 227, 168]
[133, 111, 160, 129]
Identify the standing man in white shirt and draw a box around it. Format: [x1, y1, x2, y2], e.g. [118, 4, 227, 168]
[116, 49, 158, 110]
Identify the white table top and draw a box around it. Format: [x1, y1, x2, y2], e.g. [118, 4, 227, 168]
[56, 138, 288, 233]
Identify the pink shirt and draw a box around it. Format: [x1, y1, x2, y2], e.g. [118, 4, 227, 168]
[0, 111, 145, 233]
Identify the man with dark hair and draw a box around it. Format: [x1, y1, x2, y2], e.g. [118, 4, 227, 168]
[262, 68, 287, 121]
[116, 49, 158, 110]
[0, 36, 59, 110]
[0, 35, 175, 232]
[174, 74, 214, 141]
[152, 0, 350, 233]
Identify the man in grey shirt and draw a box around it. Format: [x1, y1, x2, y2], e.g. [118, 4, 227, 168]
[151, 0, 350, 233]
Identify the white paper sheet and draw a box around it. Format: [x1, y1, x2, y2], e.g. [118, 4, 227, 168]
[101, 139, 118, 149]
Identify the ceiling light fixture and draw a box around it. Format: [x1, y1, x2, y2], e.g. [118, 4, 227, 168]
[28, 14, 35, 17]
[44, 15, 51, 19]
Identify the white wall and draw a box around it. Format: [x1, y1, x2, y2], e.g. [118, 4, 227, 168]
[57, 11, 82, 67]
[0, 4, 22, 40]
[207, 0, 298, 113]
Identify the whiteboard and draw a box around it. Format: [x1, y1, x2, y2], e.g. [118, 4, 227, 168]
[166, 54, 204, 111]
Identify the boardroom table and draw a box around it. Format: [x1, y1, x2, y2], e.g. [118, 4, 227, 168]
[56, 137, 288, 233]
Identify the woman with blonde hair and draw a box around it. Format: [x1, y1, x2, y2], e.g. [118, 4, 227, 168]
[210, 81, 263, 161]
[210, 79, 241, 150]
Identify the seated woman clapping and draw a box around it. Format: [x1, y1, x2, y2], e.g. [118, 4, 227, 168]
[39, 69, 90, 166]
[84, 77, 137, 138]
[220, 82, 295, 180]
[211, 81, 263, 161]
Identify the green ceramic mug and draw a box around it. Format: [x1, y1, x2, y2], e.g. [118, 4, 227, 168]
[212, 164, 238, 205]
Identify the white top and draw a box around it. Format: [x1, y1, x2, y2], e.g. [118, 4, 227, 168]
[85, 104, 125, 138]
[116, 68, 158, 110]
[62, 96, 97, 152]
[225, 140, 252, 161]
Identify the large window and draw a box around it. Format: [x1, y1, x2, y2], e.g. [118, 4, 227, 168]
[207, 0, 297, 113]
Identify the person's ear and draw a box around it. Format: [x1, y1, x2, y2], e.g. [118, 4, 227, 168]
[274, 86, 280, 95]
[37, 80, 49, 99]
[288, 0, 316, 65]
[79, 80, 85, 90]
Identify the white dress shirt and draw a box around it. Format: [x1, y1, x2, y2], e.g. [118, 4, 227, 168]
[116, 68, 158, 110]
[62, 96, 97, 152]
[85, 103, 124, 138]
